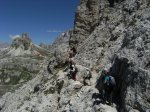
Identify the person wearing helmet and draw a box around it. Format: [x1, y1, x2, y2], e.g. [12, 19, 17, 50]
[67, 59, 77, 81]
[68, 47, 77, 59]
[102, 68, 116, 105]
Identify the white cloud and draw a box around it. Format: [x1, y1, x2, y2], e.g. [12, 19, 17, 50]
[9, 35, 20, 40]
[47, 30, 63, 33]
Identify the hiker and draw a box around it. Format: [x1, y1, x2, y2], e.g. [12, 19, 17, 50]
[67, 59, 77, 81]
[71, 47, 77, 56]
[102, 68, 116, 105]
[68, 47, 77, 58]
[47, 61, 53, 74]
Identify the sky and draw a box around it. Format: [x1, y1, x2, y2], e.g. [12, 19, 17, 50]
[0, 0, 79, 44]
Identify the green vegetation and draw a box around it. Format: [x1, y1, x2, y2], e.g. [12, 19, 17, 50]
[0, 68, 39, 85]
[0, 67, 39, 96]
[7, 76, 20, 85]
[0, 84, 21, 97]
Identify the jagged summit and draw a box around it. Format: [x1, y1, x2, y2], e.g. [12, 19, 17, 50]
[11, 33, 31, 50]
[8, 33, 50, 56]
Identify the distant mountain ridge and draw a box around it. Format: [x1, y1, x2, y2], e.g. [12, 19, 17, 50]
[7, 33, 51, 56]
[0, 41, 10, 48]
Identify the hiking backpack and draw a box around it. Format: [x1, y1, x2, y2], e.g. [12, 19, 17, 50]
[109, 76, 116, 86]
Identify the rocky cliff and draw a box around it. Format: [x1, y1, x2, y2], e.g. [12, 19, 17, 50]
[70, 0, 100, 46]
[71, 0, 150, 111]
[0, 0, 150, 112]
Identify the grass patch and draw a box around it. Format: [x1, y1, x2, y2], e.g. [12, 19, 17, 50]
[0, 68, 39, 85]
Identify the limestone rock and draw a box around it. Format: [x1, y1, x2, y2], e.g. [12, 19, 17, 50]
[70, 0, 150, 111]
[70, 0, 100, 47]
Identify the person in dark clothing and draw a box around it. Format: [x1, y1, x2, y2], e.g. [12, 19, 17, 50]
[96, 67, 116, 105]
[33, 84, 40, 93]
[69, 47, 77, 58]
[70, 64, 76, 80]
[103, 72, 116, 105]
[67, 60, 77, 81]
[71, 47, 77, 55]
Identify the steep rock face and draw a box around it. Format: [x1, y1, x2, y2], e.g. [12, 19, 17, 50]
[114, 13, 150, 111]
[71, 0, 150, 111]
[47, 31, 72, 74]
[50, 31, 71, 56]
[52, 31, 71, 49]
[70, 0, 100, 47]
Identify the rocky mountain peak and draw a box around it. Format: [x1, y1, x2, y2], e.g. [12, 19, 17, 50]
[8, 33, 51, 56]
[11, 33, 32, 50]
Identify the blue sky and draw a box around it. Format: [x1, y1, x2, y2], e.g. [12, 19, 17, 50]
[0, 0, 79, 44]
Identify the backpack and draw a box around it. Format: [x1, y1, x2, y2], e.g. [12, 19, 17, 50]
[109, 76, 116, 86]
[75, 66, 78, 73]
[104, 76, 110, 86]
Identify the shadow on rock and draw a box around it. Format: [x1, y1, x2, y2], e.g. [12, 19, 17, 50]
[92, 93, 105, 106]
